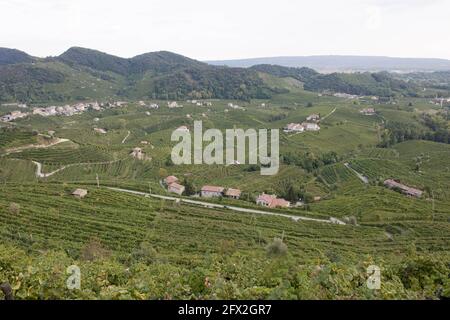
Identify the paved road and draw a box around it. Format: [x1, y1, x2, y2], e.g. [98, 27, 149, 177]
[33, 161, 67, 178]
[122, 131, 131, 144]
[106, 187, 346, 225]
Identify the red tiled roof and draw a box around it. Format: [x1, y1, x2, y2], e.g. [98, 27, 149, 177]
[270, 198, 290, 208]
[201, 185, 225, 193]
[257, 193, 276, 204]
[225, 188, 241, 197]
[257, 194, 290, 208]
[169, 182, 184, 191]
[165, 176, 178, 185]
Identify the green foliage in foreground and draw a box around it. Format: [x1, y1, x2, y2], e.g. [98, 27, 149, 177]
[0, 243, 449, 300]
[0, 183, 449, 300]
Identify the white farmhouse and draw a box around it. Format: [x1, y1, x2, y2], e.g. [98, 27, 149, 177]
[302, 122, 320, 131]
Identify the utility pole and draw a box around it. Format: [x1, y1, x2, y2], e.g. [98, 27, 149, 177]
[96, 173, 100, 188]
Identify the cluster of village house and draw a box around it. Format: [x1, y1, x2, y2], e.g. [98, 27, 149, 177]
[227, 103, 245, 110]
[430, 97, 450, 107]
[168, 100, 215, 108]
[1, 99, 197, 123]
[138, 101, 160, 109]
[163, 175, 292, 208]
[188, 100, 213, 107]
[0, 101, 128, 123]
[283, 113, 321, 133]
[283, 108, 377, 133]
[328, 92, 380, 101]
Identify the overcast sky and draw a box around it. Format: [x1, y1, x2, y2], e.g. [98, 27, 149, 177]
[1, 0, 449, 60]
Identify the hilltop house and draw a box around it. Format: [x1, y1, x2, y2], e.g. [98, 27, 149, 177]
[168, 182, 185, 195]
[94, 128, 107, 134]
[225, 188, 241, 200]
[360, 108, 376, 115]
[130, 147, 145, 160]
[256, 194, 290, 208]
[0, 114, 13, 122]
[284, 123, 304, 133]
[201, 186, 225, 198]
[306, 114, 320, 122]
[302, 122, 321, 131]
[115, 101, 127, 107]
[384, 179, 423, 198]
[72, 189, 88, 199]
[0, 110, 29, 122]
[168, 101, 182, 108]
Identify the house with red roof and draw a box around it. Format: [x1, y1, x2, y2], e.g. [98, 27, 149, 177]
[225, 188, 242, 200]
[256, 193, 290, 208]
[168, 182, 185, 195]
[201, 185, 225, 198]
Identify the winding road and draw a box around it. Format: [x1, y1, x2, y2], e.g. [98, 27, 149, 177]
[4, 138, 70, 155]
[32, 158, 126, 178]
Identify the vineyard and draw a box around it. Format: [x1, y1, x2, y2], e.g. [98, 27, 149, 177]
[0, 129, 37, 149]
[1, 97, 449, 300]
[6, 145, 115, 166]
[319, 163, 359, 186]
[1, 183, 449, 263]
[357, 147, 400, 159]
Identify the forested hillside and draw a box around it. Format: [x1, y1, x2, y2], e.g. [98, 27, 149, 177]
[0, 47, 447, 103]
[0, 47, 274, 103]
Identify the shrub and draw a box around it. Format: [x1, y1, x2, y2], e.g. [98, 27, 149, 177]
[266, 238, 288, 257]
[80, 238, 110, 261]
[131, 242, 157, 264]
[8, 203, 20, 215]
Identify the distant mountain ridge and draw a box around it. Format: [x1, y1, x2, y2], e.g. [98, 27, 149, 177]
[207, 55, 450, 73]
[0, 47, 449, 103]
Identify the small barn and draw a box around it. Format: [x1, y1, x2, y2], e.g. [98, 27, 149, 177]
[72, 188, 88, 199]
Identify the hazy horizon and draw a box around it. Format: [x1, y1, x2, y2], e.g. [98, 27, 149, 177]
[3, 46, 450, 63]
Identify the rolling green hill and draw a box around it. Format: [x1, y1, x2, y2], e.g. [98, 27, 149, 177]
[250, 64, 419, 97]
[0, 47, 443, 104]
[0, 47, 275, 102]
